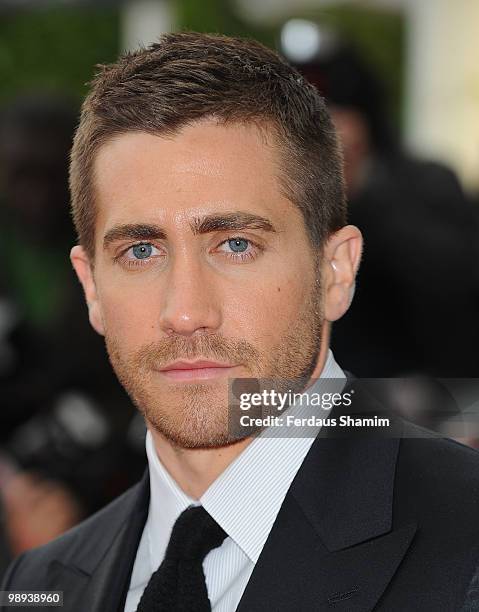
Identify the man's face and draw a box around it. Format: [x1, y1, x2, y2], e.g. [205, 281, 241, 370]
[80, 121, 326, 448]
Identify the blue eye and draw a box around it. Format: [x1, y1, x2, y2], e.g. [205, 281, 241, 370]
[132, 243, 153, 259]
[117, 242, 162, 268]
[228, 238, 248, 253]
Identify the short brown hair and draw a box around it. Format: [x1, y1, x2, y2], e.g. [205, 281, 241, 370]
[70, 31, 346, 258]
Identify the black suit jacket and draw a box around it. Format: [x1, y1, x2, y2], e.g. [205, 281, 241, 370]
[2, 381, 479, 611]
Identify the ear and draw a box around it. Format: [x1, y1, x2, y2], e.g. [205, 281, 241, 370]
[70, 245, 105, 336]
[322, 225, 363, 322]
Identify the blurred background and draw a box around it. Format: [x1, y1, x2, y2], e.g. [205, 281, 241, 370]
[0, 0, 478, 573]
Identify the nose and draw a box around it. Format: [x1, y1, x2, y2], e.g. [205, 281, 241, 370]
[159, 252, 222, 337]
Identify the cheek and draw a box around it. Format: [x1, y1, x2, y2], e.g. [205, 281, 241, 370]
[222, 266, 316, 345]
[97, 280, 158, 349]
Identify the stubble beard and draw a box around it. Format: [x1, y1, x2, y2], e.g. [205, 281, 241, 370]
[105, 276, 323, 450]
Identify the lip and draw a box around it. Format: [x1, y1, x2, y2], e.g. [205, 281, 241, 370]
[158, 360, 236, 382]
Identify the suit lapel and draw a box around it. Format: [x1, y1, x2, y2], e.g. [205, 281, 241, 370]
[237, 382, 417, 611]
[45, 469, 150, 612]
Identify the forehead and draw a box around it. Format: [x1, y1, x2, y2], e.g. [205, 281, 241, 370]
[93, 120, 300, 235]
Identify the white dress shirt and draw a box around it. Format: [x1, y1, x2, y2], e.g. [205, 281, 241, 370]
[124, 350, 346, 612]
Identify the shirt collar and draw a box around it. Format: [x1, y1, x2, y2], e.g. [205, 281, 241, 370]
[145, 430, 198, 571]
[146, 349, 345, 566]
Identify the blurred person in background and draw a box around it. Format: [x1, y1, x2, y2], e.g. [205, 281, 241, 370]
[281, 21, 479, 378]
[0, 494, 12, 579]
[0, 94, 106, 424]
[0, 93, 146, 556]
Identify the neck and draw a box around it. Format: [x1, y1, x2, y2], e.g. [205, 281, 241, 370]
[149, 429, 253, 499]
[149, 332, 331, 499]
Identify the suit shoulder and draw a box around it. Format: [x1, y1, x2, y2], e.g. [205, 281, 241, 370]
[398, 420, 479, 496]
[40, 477, 143, 555]
[1, 478, 144, 588]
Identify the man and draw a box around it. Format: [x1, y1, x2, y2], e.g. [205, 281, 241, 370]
[2, 32, 479, 612]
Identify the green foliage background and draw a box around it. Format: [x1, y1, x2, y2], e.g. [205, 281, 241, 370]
[0, 7, 120, 104]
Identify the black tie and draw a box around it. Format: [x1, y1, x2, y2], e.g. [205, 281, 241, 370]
[136, 505, 227, 612]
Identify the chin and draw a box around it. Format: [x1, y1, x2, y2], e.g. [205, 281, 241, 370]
[147, 416, 246, 450]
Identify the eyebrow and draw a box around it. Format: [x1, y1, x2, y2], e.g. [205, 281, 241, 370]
[103, 212, 276, 249]
[103, 223, 167, 249]
[191, 212, 276, 235]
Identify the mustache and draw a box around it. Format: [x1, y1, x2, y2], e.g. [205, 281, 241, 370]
[133, 334, 262, 369]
